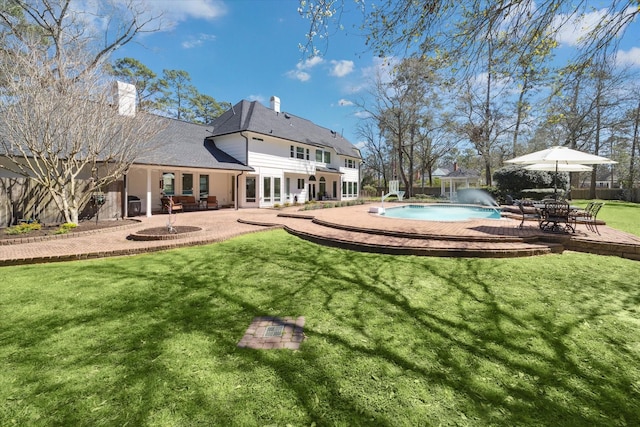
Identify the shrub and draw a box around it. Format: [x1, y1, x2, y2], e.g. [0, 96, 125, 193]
[362, 185, 378, 197]
[55, 223, 78, 234]
[4, 222, 42, 235]
[493, 165, 567, 198]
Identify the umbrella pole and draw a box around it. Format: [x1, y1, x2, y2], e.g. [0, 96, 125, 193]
[554, 161, 558, 199]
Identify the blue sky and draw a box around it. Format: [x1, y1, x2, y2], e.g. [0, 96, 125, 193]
[113, 0, 372, 146]
[112, 1, 640, 151]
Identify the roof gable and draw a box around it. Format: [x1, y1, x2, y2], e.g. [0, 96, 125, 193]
[207, 100, 361, 159]
[136, 116, 252, 171]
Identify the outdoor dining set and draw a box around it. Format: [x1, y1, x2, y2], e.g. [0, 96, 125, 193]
[518, 200, 605, 234]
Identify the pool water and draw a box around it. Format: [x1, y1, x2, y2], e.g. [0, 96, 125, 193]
[381, 204, 502, 221]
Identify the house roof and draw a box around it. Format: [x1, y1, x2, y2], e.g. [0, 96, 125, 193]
[445, 169, 480, 178]
[206, 100, 362, 159]
[432, 167, 450, 177]
[135, 116, 253, 171]
[435, 163, 480, 179]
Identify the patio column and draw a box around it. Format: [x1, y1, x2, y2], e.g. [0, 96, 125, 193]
[146, 169, 152, 217]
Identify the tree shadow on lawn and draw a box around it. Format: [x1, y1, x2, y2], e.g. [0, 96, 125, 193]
[3, 233, 639, 426]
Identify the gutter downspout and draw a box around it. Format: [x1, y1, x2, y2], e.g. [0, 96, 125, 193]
[237, 131, 251, 211]
[235, 171, 244, 210]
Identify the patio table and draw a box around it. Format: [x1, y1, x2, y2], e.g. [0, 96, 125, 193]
[535, 202, 576, 233]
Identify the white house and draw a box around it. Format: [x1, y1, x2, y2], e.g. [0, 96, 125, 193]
[124, 96, 362, 216]
[1, 87, 362, 225]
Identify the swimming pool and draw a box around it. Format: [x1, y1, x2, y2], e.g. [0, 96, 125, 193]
[381, 204, 502, 221]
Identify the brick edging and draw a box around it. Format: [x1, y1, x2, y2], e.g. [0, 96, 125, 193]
[0, 219, 142, 246]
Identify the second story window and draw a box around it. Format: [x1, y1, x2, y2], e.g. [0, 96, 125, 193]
[296, 146, 304, 159]
[316, 149, 331, 163]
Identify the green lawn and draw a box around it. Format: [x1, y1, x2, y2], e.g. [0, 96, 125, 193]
[1, 226, 639, 426]
[572, 199, 640, 236]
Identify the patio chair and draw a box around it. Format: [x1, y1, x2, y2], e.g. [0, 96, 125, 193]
[573, 202, 604, 234]
[161, 196, 183, 213]
[206, 195, 219, 210]
[517, 200, 540, 229]
[570, 202, 593, 230]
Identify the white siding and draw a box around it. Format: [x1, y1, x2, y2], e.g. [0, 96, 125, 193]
[214, 134, 247, 163]
[248, 135, 315, 175]
[340, 168, 359, 182]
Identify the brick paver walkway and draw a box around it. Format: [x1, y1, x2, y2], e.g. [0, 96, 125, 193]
[1, 204, 639, 265]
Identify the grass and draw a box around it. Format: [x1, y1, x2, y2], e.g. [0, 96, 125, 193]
[571, 199, 640, 236]
[1, 227, 639, 426]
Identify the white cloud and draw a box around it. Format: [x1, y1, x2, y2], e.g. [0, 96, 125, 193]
[345, 56, 398, 94]
[554, 8, 610, 47]
[181, 33, 216, 49]
[330, 60, 355, 77]
[616, 47, 640, 68]
[145, 0, 227, 23]
[286, 70, 311, 82]
[338, 99, 354, 106]
[286, 56, 324, 82]
[300, 56, 324, 69]
[247, 94, 266, 103]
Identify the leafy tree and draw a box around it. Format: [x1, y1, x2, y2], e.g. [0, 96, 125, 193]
[157, 69, 197, 121]
[190, 92, 226, 125]
[109, 57, 168, 112]
[299, 1, 638, 75]
[0, 0, 163, 224]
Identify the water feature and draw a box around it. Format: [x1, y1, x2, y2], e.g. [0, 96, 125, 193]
[456, 188, 499, 207]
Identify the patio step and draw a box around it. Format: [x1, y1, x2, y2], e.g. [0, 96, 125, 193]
[270, 216, 563, 258]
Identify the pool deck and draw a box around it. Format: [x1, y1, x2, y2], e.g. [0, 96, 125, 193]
[1, 203, 639, 266]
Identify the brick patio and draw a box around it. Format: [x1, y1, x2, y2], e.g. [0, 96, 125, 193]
[1, 204, 639, 266]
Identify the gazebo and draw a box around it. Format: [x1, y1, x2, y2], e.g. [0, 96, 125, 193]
[440, 168, 481, 201]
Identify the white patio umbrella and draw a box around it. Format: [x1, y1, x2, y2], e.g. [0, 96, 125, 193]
[506, 146, 616, 195]
[523, 163, 592, 172]
[506, 146, 617, 166]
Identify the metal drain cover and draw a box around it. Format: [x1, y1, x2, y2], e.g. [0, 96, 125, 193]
[264, 325, 284, 337]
